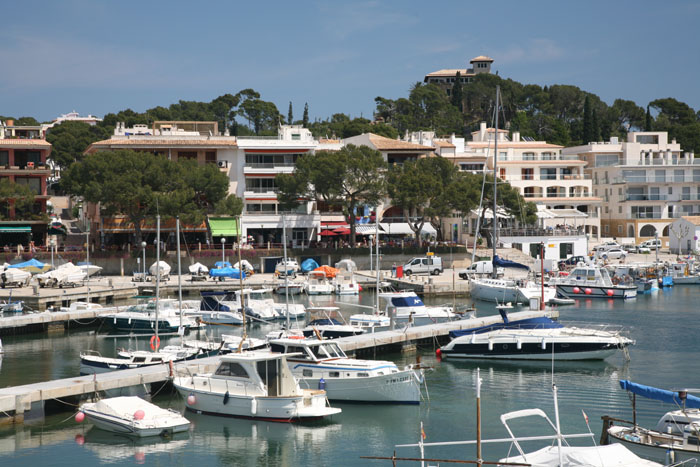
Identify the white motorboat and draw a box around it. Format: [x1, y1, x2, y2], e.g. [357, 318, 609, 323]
[78, 263, 103, 277]
[302, 307, 364, 339]
[550, 264, 637, 299]
[79, 344, 215, 375]
[438, 317, 634, 360]
[0, 299, 23, 313]
[221, 334, 268, 352]
[35, 262, 87, 288]
[60, 301, 106, 312]
[237, 288, 305, 320]
[273, 280, 304, 296]
[469, 276, 557, 304]
[78, 396, 190, 437]
[0, 265, 31, 288]
[348, 313, 392, 333]
[305, 270, 334, 295]
[149, 261, 171, 281]
[668, 262, 700, 285]
[269, 337, 423, 404]
[374, 290, 459, 326]
[334, 272, 360, 295]
[604, 379, 700, 463]
[103, 299, 199, 333]
[188, 262, 209, 277]
[173, 351, 341, 422]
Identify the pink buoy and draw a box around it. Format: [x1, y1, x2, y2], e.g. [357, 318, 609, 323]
[607, 289, 614, 296]
[187, 394, 196, 405]
[573, 287, 580, 294]
[75, 411, 85, 423]
[358, 285, 363, 292]
[134, 451, 146, 464]
[133, 409, 145, 420]
[585, 288, 592, 295]
[75, 434, 85, 445]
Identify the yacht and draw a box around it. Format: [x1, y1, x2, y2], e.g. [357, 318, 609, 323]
[269, 338, 423, 404]
[550, 264, 637, 299]
[372, 290, 459, 326]
[102, 299, 199, 333]
[236, 288, 306, 320]
[469, 275, 557, 305]
[173, 351, 342, 422]
[334, 272, 360, 295]
[305, 270, 334, 295]
[302, 307, 364, 339]
[199, 290, 276, 322]
[80, 344, 215, 375]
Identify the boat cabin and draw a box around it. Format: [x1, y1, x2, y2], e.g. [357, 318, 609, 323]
[211, 352, 301, 397]
[567, 267, 614, 286]
[270, 339, 347, 362]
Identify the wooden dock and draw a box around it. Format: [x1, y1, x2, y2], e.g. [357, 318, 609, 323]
[0, 308, 118, 336]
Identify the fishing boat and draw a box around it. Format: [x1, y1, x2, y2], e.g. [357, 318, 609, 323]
[438, 312, 634, 360]
[78, 396, 190, 437]
[550, 264, 637, 299]
[302, 307, 364, 339]
[305, 270, 334, 295]
[269, 337, 423, 404]
[173, 351, 342, 422]
[603, 379, 700, 464]
[668, 262, 700, 285]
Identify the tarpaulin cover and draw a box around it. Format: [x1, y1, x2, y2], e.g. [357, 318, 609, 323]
[493, 255, 529, 271]
[619, 380, 700, 408]
[313, 265, 340, 279]
[209, 267, 245, 279]
[301, 258, 319, 273]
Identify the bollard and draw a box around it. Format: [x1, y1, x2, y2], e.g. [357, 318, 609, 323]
[33, 285, 39, 296]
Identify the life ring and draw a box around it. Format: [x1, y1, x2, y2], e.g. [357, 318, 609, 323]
[150, 335, 161, 351]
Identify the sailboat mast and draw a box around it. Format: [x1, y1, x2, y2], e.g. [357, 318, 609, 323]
[237, 216, 247, 338]
[492, 85, 500, 279]
[375, 215, 380, 314]
[155, 215, 160, 341]
[176, 217, 183, 342]
[282, 215, 290, 329]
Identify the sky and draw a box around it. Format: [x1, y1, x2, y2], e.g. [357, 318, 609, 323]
[1, 0, 699, 123]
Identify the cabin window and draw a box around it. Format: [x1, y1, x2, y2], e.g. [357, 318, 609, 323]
[302, 369, 313, 377]
[152, 358, 162, 363]
[133, 357, 146, 363]
[357, 372, 369, 377]
[215, 362, 249, 378]
[329, 372, 340, 378]
[270, 344, 284, 353]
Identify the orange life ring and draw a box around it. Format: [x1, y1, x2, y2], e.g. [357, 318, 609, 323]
[150, 335, 161, 351]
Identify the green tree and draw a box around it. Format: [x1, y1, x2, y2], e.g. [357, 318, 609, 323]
[477, 174, 537, 247]
[276, 145, 386, 245]
[302, 103, 309, 127]
[645, 105, 653, 131]
[214, 194, 244, 217]
[238, 98, 281, 134]
[0, 179, 41, 221]
[451, 71, 464, 112]
[45, 121, 110, 169]
[582, 95, 594, 143]
[287, 101, 293, 125]
[611, 99, 645, 133]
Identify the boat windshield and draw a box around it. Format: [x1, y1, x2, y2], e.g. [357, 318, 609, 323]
[310, 343, 346, 359]
[249, 290, 273, 300]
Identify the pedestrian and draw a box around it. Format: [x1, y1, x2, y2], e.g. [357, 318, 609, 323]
[392, 262, 397, 277]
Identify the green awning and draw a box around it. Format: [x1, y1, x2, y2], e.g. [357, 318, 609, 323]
[0, 226, 31, 233]
[208, 218, 240, 237]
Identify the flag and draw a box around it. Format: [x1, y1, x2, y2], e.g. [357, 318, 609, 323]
[582, 409, 589, 424]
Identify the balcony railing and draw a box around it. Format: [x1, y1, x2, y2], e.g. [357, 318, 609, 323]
[496, 154, 582, 162]
[681, 194, 700, 201]
[498, 227, 585, 237]
[244, 187, 280, 193]
[523, 193, 591, 199]
[244, 162, 296, 168]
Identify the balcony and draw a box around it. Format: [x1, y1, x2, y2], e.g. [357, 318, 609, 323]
[681, 194, 700, 201]
[506, 174, 591, 182]
[244, 186, 279, 194]
[624, 194, 668, 201]
[496, 154, 583, 162]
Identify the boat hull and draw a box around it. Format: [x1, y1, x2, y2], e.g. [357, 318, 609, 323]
[82, 410, 189, 437]
[440, 342, 621, 360]
[608, 426, 700, 464]
[292, 370, 420, 404]
[469, 281, 520, 303]
[103, 316, 182, 333]
[555, 284, 637, 299]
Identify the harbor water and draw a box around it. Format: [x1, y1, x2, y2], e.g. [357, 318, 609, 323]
[0, 285, 698, 465]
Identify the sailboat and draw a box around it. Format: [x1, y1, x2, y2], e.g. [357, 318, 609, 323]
[80, 216, 220, 376]
[468, 86, 556, 305]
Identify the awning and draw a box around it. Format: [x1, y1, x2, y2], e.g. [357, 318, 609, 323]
[380, 223, 437, 235]
[208, 218, 240, 237]
[101, 217, 207, 233]
[355, 225, 384, 234]
[0, 226, 31, 233]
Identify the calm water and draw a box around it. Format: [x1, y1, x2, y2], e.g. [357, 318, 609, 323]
[0, 286, 698, 466]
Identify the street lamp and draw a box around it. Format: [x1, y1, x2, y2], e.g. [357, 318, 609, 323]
[221, 237, 226, 264]
[141, 241, 147, 279]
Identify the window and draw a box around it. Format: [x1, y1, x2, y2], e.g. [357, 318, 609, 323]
[329, 372, 340, 378]
[618, 206, 622, 213]
[178, 151, 197, 160]
[636, 134, 659, 144]
[302, 369, 313, 377]
[15, 177, 41, 195]
[542, 152, 554, 160]
[357, 372, 369, 377]
[654, 170, 665, 182]
[0, 151, 8, 166]
[595, 154, 619, 167]
[205, 151, 216, 164]
[291, 133, 300, 140]
[521, 168, 534, 180]
[604, 225, 610, 233]
[215, 362, 249, 378]
[540, 168, 556, 180]
[245, 203, 276, 213]
[618, 225, 623, 234]
[523, 152, 535, 161]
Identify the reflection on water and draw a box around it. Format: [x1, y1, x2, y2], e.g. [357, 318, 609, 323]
[79, 428, 189, 464]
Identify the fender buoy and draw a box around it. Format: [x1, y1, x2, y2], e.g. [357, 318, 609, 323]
[289, 335, 304, 339]
[150, 335, 161, 351]
[584, 288, 592, 295]
[607, 289, 615, 296]
[573, 287, 580, 294]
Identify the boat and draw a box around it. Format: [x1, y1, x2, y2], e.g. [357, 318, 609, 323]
[60, 301, 105, 312]
[221, 334, 268, 352]
[173, 351, 342, 422]
[188, 262, 209, 278]
[35, 262, 87, 288]
[149, 261, 171, 281]
[77, 262, 103, 277]
[209, 261, 246, 281]
[348, 313, 392, 334]
[604, 379, 700, 463]
[438, 312, 634, 360]
[550, 264, 637, 299]
[102, 299, 199, 333]
[269, 337, 423, 404]
[668, 262, 700, 285]
[470, 275, 558, 304]
[78, 396, 190, 437]
[305, 270, 334, 295]
[239, 288, 305, 320]
[333, 271, 360, 295]
[0, 291, 23, 313]
[0, 264, 31, 288]
[273, 280, 304, 296]
[302, 307, 364, 339]
[79, 343, 218, 375]
[372, 290, 459, 326]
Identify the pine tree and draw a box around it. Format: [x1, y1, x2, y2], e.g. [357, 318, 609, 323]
[287, 102, 293, 125]
[645, 105, 653, 131]
[451, 71, 463, 112]
[302, 103, 309, 127]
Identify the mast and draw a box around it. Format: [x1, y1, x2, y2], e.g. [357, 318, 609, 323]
[375, 214, 380, 315]
[492, 85, 500, 279]
[86, 228, 90, 304]
[476, 367, 482, 466]
[155, 214, 160, 343]
[176, 217, 183, 343]
[237, 216, 247, 339]
[282, 214, 290, 329]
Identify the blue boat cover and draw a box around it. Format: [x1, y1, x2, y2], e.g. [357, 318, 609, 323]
[209, 267, 245, 279]
[493, 255, 529, 271]
[449, 316, 562, 338]
[619, 380, 700, 408]
[301, 258, 319, 273]
[391, 296, 425, 308]
[215, 261, 232, 268]
[8, 259, 47, 269]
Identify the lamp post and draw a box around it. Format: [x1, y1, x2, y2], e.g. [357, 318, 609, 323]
[221, 237, 226, 264]
[141, 241, 147, 280]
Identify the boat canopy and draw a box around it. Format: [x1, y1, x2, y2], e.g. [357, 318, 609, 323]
[391, 295, 425, 308]
[493, 255, 529, 271]
[619, 380, 700, 408]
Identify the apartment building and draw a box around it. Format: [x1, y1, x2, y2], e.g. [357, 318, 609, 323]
[563, 131, 699, 243]
[86, 123, 321, 246]
[423, 56, 494, 97]
[0, 120, 53, 245]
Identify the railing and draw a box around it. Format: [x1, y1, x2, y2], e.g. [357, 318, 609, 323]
[523, 193, 590, 199]
[244, 187, 280, 193]
[681, 194, 700, 201]
[621, 193, 700, 202]
[499, 227, 585, 237]
[613, 175, 700, 184]
[244, 162, 295, 168]
[503, 174, 591, 181]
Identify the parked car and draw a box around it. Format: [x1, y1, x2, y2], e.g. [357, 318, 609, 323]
[592, 241, 621, 253]
[635, 245, 651, 254]
[640, 239, 661, 250]
[599, 248, 627, 260]
[403, 256, 443, 276]
[557, 256, 587, 269]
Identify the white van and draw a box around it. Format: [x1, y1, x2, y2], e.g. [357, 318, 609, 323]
[403, 257, 443, 276]
[640, 239, 662, 250]
[458, 261, 504, 279]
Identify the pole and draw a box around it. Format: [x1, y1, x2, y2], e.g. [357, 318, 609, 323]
[492, 85, 500, 279]
[540, 242, 545, 311]
[476, 368, 482, 467]
[222, 238, 225, 264]
[176, 217, 183, 342]
[375, 216, 380, 315]
[155, 215, 160, 343]
[553, 384, 564, 467]
[237, 217, 247, 339]
[86, 229, 90, 304]
[142, 242, 146, 279]
[283, 215, 290, 329]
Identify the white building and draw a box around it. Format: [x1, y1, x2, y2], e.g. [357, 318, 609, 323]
[43, 111, 102, 132]
[667, 216, 700, 254]
[563, 131, 699, 244]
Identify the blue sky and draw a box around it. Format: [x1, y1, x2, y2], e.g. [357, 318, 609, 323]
[1, 0, 699, 123]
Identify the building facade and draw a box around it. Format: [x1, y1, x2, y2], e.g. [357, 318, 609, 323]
[423, 55, 494, 97]
[563, 131, 699, 243]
